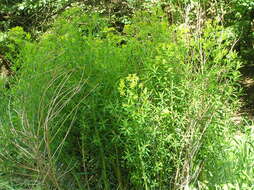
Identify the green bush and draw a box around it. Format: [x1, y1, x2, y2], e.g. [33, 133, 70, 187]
[0, 6, 243, 190]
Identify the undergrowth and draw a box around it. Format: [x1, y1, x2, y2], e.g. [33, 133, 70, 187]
[0, 5, 250, 190]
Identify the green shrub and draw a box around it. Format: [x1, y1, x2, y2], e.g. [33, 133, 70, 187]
[0, 6, 243, 190]
[113, 19, 242, 189]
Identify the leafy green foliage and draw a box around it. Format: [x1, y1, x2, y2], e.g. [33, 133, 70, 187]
[198, 124, 254, 190]
[0, 27, 30, 62]
[0, 1, 253, 190]
[224, 0, 254, 63]
[0, 0, 72, 32]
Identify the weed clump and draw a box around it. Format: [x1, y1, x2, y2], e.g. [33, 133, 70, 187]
[0, 6, 244, 190]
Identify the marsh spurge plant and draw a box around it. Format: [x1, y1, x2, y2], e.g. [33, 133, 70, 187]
[0, 7, 244, 190]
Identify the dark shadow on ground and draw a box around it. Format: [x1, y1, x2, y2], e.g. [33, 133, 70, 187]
[240, 64, 254, 119]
